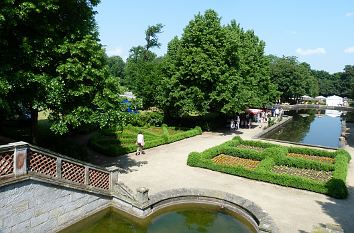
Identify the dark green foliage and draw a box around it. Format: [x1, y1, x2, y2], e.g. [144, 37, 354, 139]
[89, 125, 202, 156]
[158, 10, 278, 117]
[187, 138, 350, 198]
[269, 56, 319, 102]
[128, 111, 164, 127]
[106, 55, 125, 78]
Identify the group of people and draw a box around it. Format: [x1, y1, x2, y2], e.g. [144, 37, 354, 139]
[230, 107, 284, 131]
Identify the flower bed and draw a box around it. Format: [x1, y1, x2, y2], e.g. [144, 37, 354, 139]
[287, 153, 335, 164]
[272, 165, 332, 182]
[212, 154, 260, 169]
[90, 125, 202, 156]
[187, 136, 351, 199]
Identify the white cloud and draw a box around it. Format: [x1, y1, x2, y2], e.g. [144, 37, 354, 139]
[296, 48, 326, 56]
[345, 12, 353, 17]
[344, 46, 354, 54]
[106, 47, 123, 57]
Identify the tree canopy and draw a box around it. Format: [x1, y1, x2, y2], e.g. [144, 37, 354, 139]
[0, 0, 129, 135]
[269, 56, 318, 102]
[157, 9, 278, 117]
[124, 24, 164, 108]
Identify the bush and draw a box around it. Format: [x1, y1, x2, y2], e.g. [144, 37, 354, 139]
[187, 137, 350, 198]
[127, 111, 164, 127]
[89, 125, 202, 156]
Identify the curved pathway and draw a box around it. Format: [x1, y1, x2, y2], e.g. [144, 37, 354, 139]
[106, 125, 354, 233]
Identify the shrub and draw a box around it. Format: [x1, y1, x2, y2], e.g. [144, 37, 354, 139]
[187, 137, 350, 198]
[90, 125, 202, 156]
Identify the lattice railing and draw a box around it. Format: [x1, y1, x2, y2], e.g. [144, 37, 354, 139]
[0, 152, 14, 176]
[89, 169, 110, 190]
[62, 161, 85, 185]
[28, 151, 57, 177]
[0, 143, 112, 192]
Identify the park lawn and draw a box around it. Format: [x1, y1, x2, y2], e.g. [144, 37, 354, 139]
[89, 125, 202, 156]
[187, 136, 351, 199]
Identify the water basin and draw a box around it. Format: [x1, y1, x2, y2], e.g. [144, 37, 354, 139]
[59, 204, 256, 233]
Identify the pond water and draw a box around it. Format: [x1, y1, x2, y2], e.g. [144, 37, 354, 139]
[59, 204, 256, 233]
[261, 110, 343, 148]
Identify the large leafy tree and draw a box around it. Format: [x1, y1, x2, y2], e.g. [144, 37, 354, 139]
[0, 0, 128, 137]
[158, 10, 278, 117]
[124, 24, 164, 108]
[311, 70, 339, 96]
[339, 65, 354, 98]
[269, 56, 318, 102]
[106, 55, 125, 78]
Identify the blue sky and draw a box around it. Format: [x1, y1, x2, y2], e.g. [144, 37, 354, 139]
[94, 0, 354, 73]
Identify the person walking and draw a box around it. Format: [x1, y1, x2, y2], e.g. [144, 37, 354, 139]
[236, 115, 240, 130]
[136, 130, 145, 155]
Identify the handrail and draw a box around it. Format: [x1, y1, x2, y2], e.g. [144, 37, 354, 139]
[0, 142, 111, 191]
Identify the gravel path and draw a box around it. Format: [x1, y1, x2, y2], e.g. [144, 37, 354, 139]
[102, 124, 354, 233]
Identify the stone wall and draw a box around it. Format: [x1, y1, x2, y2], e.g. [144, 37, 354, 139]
[0, 179, 111, 233]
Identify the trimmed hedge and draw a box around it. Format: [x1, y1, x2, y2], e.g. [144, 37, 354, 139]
[89, 125, 202, 156]
[187, 136, 351, 199]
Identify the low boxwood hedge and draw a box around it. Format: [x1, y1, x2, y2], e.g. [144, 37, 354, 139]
[187, 136, 350, 199]
[90, 125, 202, 156]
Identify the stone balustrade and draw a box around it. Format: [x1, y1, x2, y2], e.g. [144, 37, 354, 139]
[0, 142, 111, 192]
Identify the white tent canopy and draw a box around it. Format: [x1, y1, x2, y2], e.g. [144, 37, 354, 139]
[315, 96, 326, 100]
[301, 95, 313, 101]
[326, 95, 343, 106]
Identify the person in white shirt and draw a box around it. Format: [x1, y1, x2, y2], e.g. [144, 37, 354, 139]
[136, 130, 145, 155]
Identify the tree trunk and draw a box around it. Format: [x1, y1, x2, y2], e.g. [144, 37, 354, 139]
[31, 108, 38, 144]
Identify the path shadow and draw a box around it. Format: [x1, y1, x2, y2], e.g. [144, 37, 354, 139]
[86, 147, 148, 173]
[315, 186, 354, 232]
[298, 186, 354, 233]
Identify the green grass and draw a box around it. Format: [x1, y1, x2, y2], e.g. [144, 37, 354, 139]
[187, 136, 351, 199]
[89, 125, 202, 156]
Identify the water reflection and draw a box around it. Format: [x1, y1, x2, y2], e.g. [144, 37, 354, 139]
[59, 205, 255, 233]
[262, 109, 342, 148]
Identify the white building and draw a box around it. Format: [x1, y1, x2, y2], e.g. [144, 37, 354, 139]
[326, 95, 343, 106]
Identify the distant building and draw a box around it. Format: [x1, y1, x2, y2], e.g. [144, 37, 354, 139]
[326, 95, 343, 106]
[119, 91, 136, 99]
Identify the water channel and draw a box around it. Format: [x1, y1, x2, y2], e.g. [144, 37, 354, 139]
[260, 109, 346, 148]
[59, 204, 256, 233]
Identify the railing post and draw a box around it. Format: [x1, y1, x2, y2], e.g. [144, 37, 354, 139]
[84, 166, 89, 185]
[13, 143, 28, 176]
[110, 170, 119, 190]
[56, 158, 62, 178]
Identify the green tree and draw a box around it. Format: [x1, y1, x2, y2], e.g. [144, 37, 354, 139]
[158, 10, 278, 117]
[269, 56, 318, 102]
[124, 24, 164, 108]
[339, 65, 354, 97]
[106, 55, 125, 78]
[0, 0, 129, 137]
[312, 70, 338, 96]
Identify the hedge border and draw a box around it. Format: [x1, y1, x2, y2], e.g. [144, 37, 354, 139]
[187, 136, 350, 199]
[89, 126, 202, 156]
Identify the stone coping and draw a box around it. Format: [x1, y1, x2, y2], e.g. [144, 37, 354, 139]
[113, 188, 279, 233]
[253, 116, 293, 139]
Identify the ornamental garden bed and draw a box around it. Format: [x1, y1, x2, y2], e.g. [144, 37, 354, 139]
[212, 154, 260, 170]
[187, 136, 351, 198]
[89, 124, 202, 156]
[272, 165, 332, 182]
[287, 153, 335, 164]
